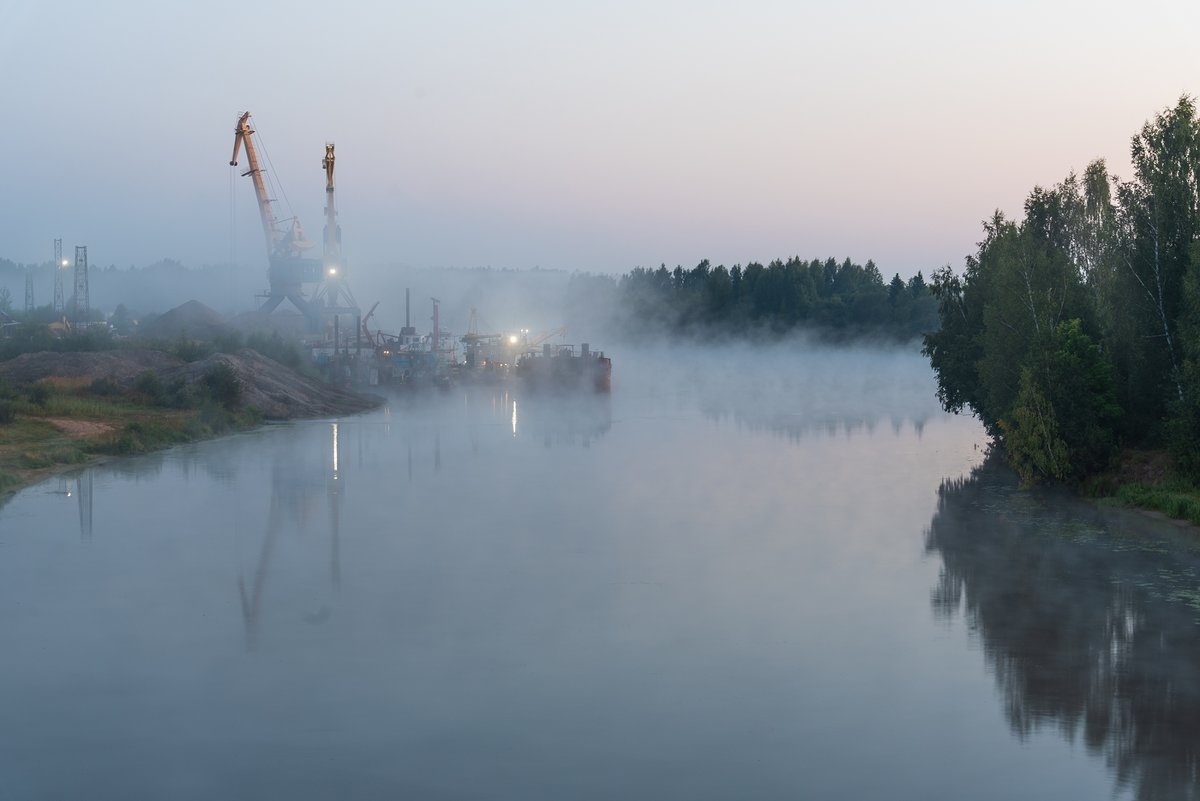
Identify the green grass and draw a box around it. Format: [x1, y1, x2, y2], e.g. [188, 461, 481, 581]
[0, 470, 20, 493]
[0, 377, 263, 497]
[1114, 481, 1200, 526]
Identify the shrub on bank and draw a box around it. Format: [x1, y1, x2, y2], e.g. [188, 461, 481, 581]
[87, 377, 122, 397]
[133, 370, 165, 404]
[26, 383, 50, 407]
[170, 335, 210, 363]
[201, 362, 242, 410]
[246, 331, 307, 373]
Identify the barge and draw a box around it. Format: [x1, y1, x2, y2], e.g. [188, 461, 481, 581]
[516, 343, 612, 393]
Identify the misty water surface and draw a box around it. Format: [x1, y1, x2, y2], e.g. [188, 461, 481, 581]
[2, 344, 1198, 800]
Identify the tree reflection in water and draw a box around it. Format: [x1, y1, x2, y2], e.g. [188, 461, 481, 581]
[926, 453, 1200, 800]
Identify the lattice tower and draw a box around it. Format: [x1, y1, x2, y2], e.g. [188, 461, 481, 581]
[73, 246, 89, 326]
[53, 239, 65, 313]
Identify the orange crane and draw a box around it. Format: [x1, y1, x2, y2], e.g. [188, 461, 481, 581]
[229, 112, 321, 329]
[229, 112, 313, 262]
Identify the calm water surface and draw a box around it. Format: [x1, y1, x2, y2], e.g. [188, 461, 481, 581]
[2, 345, 1198, 800]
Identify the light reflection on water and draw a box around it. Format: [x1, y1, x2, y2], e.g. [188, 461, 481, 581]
[0, 346, 1193, 799]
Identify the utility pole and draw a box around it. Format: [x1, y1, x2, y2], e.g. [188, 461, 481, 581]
[53, 238, 65, 313]
[72, 246, 89, 328]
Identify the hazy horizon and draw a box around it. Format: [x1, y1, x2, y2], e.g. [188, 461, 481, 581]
[2, 0, 1196, 280]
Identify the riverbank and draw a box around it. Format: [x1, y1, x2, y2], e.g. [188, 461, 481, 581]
[0, 348, 381, 499]
[1085, 449, 1200, 527]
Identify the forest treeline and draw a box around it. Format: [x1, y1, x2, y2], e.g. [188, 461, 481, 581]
[923, 96, 1200, 486]
[567, 257, 938, 341]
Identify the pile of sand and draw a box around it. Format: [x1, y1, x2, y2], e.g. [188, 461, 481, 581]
[157, 350, 378, 419]
[137, 300, 238, 342]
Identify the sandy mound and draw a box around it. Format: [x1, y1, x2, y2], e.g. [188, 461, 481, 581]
[158, 349, 378, 419]
[139, 300, 238, 342]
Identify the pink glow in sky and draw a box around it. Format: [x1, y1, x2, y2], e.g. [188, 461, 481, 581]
[1, 0, 1196, 278]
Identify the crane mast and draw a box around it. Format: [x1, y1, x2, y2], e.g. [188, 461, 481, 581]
[322, 143, 339, 267]
[311, 140, 358, 323]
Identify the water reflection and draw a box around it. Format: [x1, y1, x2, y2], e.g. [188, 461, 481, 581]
[514, 393, 611, 448]
[699, 401, 931, 442]
[329, 422, 341, 591]
[386, 385, 612, 450]
[627, 343, 942, 444]
[926, 453, 1200, 800]
[238, 423, 342, 650]
[75, 472, 92, 540]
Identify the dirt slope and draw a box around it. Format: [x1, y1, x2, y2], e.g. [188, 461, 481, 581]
[0, 349, 185, 384]
[158, 350, 378, 419]
[0, 348, 378, 420]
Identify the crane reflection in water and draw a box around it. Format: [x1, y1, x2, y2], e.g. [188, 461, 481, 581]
[235, 390, 610, 650]
[238, 422, 343, 651]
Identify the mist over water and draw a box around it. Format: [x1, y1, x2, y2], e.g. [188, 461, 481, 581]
[1, 343, 1196, 799]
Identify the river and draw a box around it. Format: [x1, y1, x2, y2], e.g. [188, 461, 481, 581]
[2, 343, 1198, 800]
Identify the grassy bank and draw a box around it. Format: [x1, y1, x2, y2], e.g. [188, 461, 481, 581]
[1111, 481, 1200, 525]
[1083, 450, 1200, 527]
[0, 368, 261, 499]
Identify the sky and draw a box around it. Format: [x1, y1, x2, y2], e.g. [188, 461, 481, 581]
[1, 0, 1197, 280]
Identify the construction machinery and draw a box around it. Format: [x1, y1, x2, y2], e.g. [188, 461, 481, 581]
[230, 111, 323, 331]
[523, 326, 567, 350]
[460, 308, 502, 369]
[309, 141, 359, 324]
[360, 301, 380, 348]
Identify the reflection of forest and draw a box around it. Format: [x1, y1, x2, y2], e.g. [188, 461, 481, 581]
[698, 401, 928, 442]
[926, 454, 1200, 801]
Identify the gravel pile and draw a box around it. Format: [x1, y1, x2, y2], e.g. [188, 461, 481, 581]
[158, 350, 378, 419]
[138, 300, 238, 342]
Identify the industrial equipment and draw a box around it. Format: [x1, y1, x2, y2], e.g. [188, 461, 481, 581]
[309, 142, 359, 324]
[360, 301, 380, 347]
[230, 112, 322, 330]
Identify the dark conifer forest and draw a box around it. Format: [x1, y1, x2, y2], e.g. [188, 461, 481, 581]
[568, 256, 938, 342]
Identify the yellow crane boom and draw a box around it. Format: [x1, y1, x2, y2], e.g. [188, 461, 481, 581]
[230, 111, 311, 261]
[230, 112, 280, 259]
